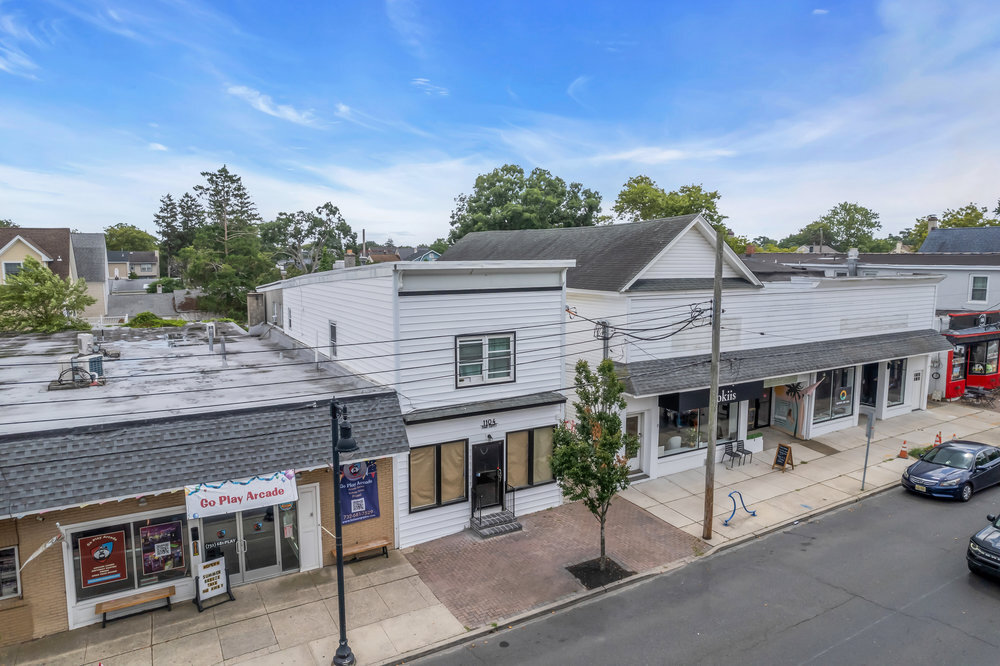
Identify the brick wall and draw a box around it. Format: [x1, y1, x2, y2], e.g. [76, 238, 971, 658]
[304, 457, 396, 567]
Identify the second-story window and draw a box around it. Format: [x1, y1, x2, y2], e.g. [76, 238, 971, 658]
[970, 276, 989, 302]
[456, 333, 514, 386]
[329, 321, 337, 358]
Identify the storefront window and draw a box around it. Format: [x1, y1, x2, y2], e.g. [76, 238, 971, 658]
[408, 441, 467, 511]
[969, 341, 999, 375]
[658, 404, 738, 457]
[813, 367, 856, 424]
[951, 346, 967, 381]
[506, 426, 555, 488]
[0, 546, 20, 599]
[71, 513, 189, 602]
[887, 359, 907, 406]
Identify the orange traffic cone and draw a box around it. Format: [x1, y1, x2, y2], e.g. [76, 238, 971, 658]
[898, 441, 908, 459]
[935, 432, 942, 445]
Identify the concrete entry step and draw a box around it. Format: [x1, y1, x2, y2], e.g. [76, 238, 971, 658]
[471, 510, 523, 538]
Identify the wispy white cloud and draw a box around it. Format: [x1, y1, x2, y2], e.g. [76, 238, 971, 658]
[411, 77, 448, 96]
[148, 142, 168, 151]
[0, 11, 40, 78]
[226, 85, 318, 127]
[594, 147, 736, 165]
[566, 75, 590, 105]
[812, 9, 829, 15]
[385, 0, 427, 57]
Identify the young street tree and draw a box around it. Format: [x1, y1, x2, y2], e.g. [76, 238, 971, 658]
[551, 359, 639, 572]
[260, 202, 357, 275]
[0, 256, 95, 332]
[448, 164, 604, 243]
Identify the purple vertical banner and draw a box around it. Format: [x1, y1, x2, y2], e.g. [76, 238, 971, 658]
[339, 460, 380, 524]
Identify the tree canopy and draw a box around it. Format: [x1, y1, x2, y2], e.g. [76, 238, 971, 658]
[260, 202, 357, 275]
[550, 359, 639, 572]
[0, 218, 17, 228]
[104, 222, 158, 252]
[0, 256, 94, 332]
[613, 177, 726, 226]
[448, 164, 605, 243]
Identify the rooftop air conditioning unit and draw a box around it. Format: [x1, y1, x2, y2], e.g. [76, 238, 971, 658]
[77, 333, 94, 355]
[72, 354, 104, 380]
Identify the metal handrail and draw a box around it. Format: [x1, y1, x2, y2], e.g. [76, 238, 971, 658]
[505, 482, 516, 518]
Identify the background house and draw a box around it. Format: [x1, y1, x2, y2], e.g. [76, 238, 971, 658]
[70, 232, 109, 318]
[107, 250, 159, 280]
[0, 228, 75, 285]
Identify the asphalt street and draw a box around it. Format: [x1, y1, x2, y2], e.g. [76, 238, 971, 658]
[417, 486, 1000, 666]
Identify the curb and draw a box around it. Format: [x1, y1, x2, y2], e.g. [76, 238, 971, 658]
[383, 479, 903, 665]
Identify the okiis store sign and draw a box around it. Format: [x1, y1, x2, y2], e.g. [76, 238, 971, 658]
[185, 470, 298, 519]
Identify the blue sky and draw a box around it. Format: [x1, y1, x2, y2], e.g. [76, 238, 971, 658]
[2, 0, 1000, 246]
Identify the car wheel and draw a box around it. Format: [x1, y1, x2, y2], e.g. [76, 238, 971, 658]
[960, 483, 974, 502]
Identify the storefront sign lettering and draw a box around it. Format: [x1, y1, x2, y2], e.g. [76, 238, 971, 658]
[339, 461, 380, 525]
[185, 471, 298, 519]
[718, 388, 737, 402]
[79, 531, 129, 588]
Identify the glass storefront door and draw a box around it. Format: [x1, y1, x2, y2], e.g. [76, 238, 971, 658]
[202, 505, 286, 585]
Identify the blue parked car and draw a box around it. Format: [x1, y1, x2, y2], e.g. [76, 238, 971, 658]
[901, 441, 1000, 502]
[968, 513, 1000, 579]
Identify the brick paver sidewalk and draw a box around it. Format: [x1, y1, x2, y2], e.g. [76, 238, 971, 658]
[404, 499, 704, 628]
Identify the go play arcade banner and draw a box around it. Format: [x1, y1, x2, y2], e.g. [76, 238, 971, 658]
[339, 461, 380, 525]
[186, 471, 298, 519]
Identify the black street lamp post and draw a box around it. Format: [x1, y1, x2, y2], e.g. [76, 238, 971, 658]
[331, 400, 358, 666]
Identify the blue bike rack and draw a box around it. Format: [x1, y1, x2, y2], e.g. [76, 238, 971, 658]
[723, 490, 756, 526]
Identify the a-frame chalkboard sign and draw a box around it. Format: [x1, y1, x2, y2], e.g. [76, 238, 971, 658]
[771, 444, 794, 471]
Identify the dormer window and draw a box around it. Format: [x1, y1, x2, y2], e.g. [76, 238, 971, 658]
[456, 333, 514, 386]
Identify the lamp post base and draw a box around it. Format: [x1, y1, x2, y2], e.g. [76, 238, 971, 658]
[333, 641, 356, 666]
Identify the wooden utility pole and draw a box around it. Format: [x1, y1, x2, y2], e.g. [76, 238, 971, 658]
[702, 227, 724, 540]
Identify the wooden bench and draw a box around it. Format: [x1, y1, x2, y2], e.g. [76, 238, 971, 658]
[333, 538, 391, 563]
[94, 585, 175, 628]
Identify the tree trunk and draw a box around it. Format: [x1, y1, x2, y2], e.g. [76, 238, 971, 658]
[599, 513, 607, 571]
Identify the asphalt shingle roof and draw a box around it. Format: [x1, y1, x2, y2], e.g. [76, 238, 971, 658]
[402, 391, 566, 425]
[440, 215, 700, 291]
[0, 228, 72, 279]
[70, 233, 108, 283]
[627, 278, 758, 292]
[617, 329, 951, 397]
[0, 394, 408, 517]
[920, 228, 1000, 253]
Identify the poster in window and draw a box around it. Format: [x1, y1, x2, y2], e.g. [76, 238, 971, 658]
[339, 460, 380, 525]
[79, 531, 128, 588]
[139, 521, 185, 575]
[834, 386, 852, 409]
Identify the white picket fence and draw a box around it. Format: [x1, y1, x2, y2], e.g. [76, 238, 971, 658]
[84, 314, 129, 327]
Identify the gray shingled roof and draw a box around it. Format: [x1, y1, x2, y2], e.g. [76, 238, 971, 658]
[70, 233, 108, 283]
[441, 215, 699, 291]
[627, 278, 758, 292]
[751, 252, 1000, 267]
[402, 391, 566, 425]
[920, 228, 1000, 253]
[0, 394, 407, 517]
[108, 292, 177, 317]
[617, 329, 951, 397]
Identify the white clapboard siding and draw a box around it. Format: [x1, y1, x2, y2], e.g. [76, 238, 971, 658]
[396, 290, 565, 410]
[282, 272, 397, 384]
[639, 228, 741, 280]
[397, 405, 564, 547]
[623, 280, 938, 360]
[564, 290, 628, 378]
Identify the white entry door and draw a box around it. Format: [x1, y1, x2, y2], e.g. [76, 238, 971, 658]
[297, 484, 322, 572]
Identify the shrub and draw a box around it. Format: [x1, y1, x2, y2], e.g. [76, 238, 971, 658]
[909, 445, 933, 459]
[146, 277, 184, 294]
[127, 311, 186, 328]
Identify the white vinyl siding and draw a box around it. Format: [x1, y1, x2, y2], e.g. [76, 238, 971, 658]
[638, 229, 741, 280]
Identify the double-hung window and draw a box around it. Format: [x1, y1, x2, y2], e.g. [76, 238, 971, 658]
[506, 426, 555, 488]
[0, 546, 20, 599]
[409, 441, 467, 511]
[970, 276, 989, 303]
[2, 262, 22, 281]
[456, 333, 514, 386]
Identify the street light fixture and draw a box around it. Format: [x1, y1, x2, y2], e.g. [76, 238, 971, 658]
[331, 400, 359, 666]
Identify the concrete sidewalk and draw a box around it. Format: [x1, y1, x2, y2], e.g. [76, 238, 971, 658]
[5, 401, 998, 666]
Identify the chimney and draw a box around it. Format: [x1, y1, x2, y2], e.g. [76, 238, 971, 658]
[344, 249, 356, 268]
[926, 214, 939, 231]
[745, 244, 757, 256]
[847, 248, 859, 276]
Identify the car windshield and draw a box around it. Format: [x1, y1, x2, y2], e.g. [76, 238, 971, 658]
[922, 447, 974, 470]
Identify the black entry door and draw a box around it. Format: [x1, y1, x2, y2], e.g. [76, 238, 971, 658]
[471, 441, 503, 512]
[861, 363, 879, 406]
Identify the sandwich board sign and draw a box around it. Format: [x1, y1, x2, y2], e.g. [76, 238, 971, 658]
[194, 556, 235, 612]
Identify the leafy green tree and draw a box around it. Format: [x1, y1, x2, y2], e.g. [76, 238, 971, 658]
[0, 256, 94, 332]
[448, 164, 604, 243]
[260, 202, 357, 274]
[0, 218, 18, 228]
[550, 359, 639, 572]
[428, 238, 449, 254]
[613, 177, 726, 226]
[146, 277, 184, 293]
[817, 202, 881, 250]
[104, 222, 158, 252]
[778, 220, 837, 250]
[193, 165, 260, 257]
